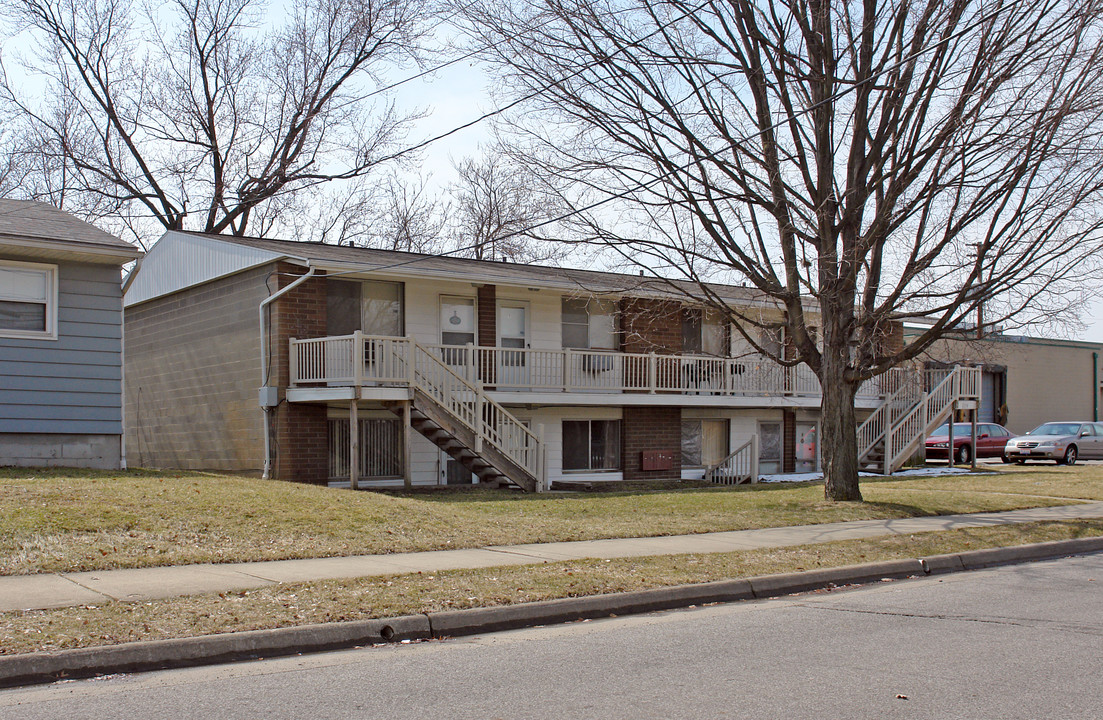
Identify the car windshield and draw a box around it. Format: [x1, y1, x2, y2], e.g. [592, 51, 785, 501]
[932, 424, 974, 436]
[1027, 423, 1081, 436]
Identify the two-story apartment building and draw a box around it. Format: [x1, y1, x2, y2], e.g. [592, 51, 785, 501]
[123, 231, 951, 488]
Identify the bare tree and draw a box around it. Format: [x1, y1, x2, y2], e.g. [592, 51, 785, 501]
[458, 0, 1103, 499]
[0, 0, 431, 245]
[372, 172, 449, 252]
[448, 148, 570, 263]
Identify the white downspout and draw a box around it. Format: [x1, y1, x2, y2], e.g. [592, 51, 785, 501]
[259, 263, 317, 479]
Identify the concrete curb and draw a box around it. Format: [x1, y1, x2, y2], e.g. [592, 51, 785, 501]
[3, 536, 1102, 689]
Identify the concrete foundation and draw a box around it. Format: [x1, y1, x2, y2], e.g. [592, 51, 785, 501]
[0, 433, 123, 470]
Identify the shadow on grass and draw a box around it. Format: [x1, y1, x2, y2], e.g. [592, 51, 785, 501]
[383, 480, 831, 504]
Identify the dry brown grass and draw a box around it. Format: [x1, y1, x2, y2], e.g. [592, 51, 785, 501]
[2, 465, 1099, 575]
[2, 519, 1099, 656]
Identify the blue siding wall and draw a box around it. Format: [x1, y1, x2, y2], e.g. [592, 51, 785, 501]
[0, 258, 123, 435]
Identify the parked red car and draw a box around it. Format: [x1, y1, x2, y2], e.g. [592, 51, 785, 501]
[925, 423, 1013, 464]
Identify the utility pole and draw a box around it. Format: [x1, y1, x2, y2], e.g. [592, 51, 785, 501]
[968, 242, 984, 338]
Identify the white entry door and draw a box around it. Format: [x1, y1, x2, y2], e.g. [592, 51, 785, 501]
[497, 301, 529, 388]
[440, 296, 476, 378]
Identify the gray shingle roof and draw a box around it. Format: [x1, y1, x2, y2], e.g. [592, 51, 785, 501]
[181, 231, 764, 304]
[0, 198, 137, 252]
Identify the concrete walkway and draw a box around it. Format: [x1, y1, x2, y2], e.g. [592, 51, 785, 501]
[4, 502, 1102, 613]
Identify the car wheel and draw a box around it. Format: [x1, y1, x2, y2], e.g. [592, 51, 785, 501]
[1015, 459, 1027, 465]
[955, 444, 971, 465]
[1001, 453, 1012, 464]
[1060, 445, 1078, 466]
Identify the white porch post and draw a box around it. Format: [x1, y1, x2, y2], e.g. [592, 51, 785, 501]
[402, 400, 413, 490]
[349, 400, 359, 491]
[751, 434, 760, 484]
[948, 402, 955, 465]
[970, 407, 978, 471]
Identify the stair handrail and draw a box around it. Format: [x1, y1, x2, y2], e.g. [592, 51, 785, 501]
[883, 366, 977, 473]
[704, 435, 759, 485]
[857, 366, 925, 461]
[407, 340, 539, 478]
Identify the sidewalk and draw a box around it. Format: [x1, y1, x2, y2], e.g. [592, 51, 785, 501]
[4, 502, 1103, 613]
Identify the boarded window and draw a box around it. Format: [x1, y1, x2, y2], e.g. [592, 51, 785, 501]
[682, 419, 730, 467]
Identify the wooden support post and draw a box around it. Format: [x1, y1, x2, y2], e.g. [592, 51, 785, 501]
[970, 407, 978, 471]
[288, 337, 298, 386]
[751, 434, 760, 484]
[353, 330, 364, 387]
[536, 423, 546, 492]
[349, 400, 359, 491]
[402, 400, 413, 490]
[474, 383, 485, 453]
[948, 402, 955, 466]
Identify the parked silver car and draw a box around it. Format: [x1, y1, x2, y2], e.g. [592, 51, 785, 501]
[1003, 422, 1103, 465]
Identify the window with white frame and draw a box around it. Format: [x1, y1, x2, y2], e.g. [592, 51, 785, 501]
[562, 419, 622, 471]
[0, 260, 57, 339]
[681, 419, 730, 468]
[682, 308, 727, 356]
[561, 297, 618, 350]
[758, 421, 782, 475]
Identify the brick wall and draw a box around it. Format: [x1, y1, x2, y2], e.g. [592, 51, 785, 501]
[622, 406, 682, 481]
[125, 264, 272, 472]
[477, 284, 496, 385]
[782, 410, 796, 473]
[620, 298, 683, 353]
[271, 263, 329, 484]
[878, 320, 905, 357]
[477, 285, 496, 346]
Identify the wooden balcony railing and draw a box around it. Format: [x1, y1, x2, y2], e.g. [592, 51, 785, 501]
[289, 334, 887, 399]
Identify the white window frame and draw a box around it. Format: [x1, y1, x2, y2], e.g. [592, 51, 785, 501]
[0, 260, 58, 341]
[561, 297, 618, 350]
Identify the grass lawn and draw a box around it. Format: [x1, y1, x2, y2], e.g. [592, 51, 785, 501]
[2, 518, 1100, 656]
[2, 465, 1100, 575]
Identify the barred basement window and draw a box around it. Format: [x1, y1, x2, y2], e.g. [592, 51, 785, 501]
[328, 418, 403, 479]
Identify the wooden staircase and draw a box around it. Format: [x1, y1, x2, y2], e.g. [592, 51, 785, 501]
[857, 366, 980, 474]
[383, 391, 536, 491]
[380, 341, 541, 492]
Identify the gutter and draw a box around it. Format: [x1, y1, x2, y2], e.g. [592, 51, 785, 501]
[259, 263, 317, 479]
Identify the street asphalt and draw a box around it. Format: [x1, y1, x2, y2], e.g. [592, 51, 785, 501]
[3, 552, 1101, 718]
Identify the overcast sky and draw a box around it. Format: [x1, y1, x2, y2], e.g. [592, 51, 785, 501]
[3, 2, 1101, 344]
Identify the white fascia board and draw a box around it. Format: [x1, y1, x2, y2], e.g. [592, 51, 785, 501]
[124, 230, 298, 307]
[0, 233, 142, 264]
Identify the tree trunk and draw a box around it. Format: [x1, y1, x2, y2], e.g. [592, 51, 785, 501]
[820, 355, 862, 501]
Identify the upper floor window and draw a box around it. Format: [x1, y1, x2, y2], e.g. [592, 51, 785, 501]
[682, 308, 727, 355]
[562, 297, 618, 350]
[0, 260, 57, 340]
[326, 279, 404, 337]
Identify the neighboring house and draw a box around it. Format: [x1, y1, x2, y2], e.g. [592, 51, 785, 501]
[911, 330, 1103, 435]
[0, 199, 141, 468]
[122, 231, 975, 488]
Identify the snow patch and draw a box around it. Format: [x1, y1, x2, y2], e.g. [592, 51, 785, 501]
[758, 465, 993, 483]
